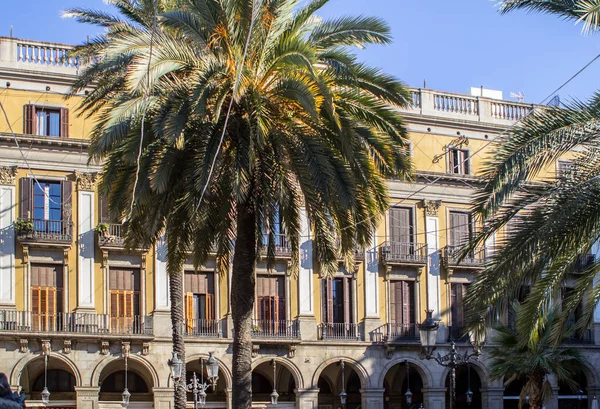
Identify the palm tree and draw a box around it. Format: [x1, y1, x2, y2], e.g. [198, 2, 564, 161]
[463, 0, 600, 346]
[67, 1, 412, 407]
[487, 312, 583, 409]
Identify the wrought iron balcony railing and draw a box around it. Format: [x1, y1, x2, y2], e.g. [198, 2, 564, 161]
[380, 242, 428, 265]
[16, 218, 73, 245]
[97, 223, 125, 247]
[0, 311, 152, 336]
[373, 323, 419, 343]
[184, 318, 222, 338]
[443, 245, 488, 268]
[251, 319, 300, 339]
[318, 322, 361, 341]
[259, 234, 293, 258]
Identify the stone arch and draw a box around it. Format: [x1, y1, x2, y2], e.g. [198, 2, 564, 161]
[91, 355, 159, 388]
[182, 353, 232, 390]
[575, 359, 598, 389]
[311, 357, 369, 389]
[10, 353, 82, 387]
[376, 357, 434, 389]
[251, 356, 304, 390]
[440, 359, 489, 389]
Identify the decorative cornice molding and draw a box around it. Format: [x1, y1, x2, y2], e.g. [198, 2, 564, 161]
[421, 199, 442, 217]
[76, 172, 97, 191]
[0, 166, 17, 185]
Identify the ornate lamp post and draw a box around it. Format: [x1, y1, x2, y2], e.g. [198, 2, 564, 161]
[418, 310, 481, 409]
[270, 359, 279, 405]
[339, 361, 347, 407]
[405, 360, 412, 406]
[41, 354, 50, 405]
[466, 363, 473, 406]
[121, 343, 131, 408]
[186, 371, 210, 409]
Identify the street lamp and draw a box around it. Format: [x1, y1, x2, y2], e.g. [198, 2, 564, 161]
[270, 359, 279, 405]
[466, 363, 473, 406]
[168, 352, 184, 382]
[417, 310, 481, 409]
[41, 354, 50, 405]
[186, 371, 210, 409]
[122, 353, 130, 408]
[339, 361, 347, 407]
[205, 352, 220, 391]
[405, 360, 412, 406]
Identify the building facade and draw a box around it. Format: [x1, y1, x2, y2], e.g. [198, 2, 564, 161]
[0, 36, 598, 409]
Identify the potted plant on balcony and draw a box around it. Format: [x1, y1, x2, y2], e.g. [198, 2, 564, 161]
[95, 223, 113, 244]
[14, 218, 34, 239]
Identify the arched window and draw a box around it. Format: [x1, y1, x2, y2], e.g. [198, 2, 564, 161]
[100, 371, 149, 393]
[32, 370, 75, 393]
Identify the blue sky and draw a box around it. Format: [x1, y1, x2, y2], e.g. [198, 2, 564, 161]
[1, 0, 599, 104]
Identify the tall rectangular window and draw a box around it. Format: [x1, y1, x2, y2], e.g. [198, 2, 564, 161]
[322, 277, 353, 324]
[36, 109, 61, 137]
[256, 275, 285, 321]
[389, 207, 414, 255]
[33, 181, 61, 221]
[185, 271, 215, 334]
[109, 268, 140, 332]
[448, 211, 473, 248]
[31, 264, 63, 332]
[389, 280, 415, 326]
[450, 283, 469, 341]
[23, 105, 68, 137]
[448, 148, 470, 175]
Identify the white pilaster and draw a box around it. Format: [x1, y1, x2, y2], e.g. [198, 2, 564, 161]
[593, 241, 600, 323]
[299, 208, 314, 315]
[0, 185, 15, 305]
[426, 216, 441, 318]
[365, 232, 379, 317]
[77, 190, 95, 309]
[155, 237, 170, 310]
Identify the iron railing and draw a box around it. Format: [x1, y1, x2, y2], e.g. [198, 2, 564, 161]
[318, 322, 360, 341]
[373, 323, 418, 342]
[0, 311, 152, 335]
[97, 223, 125, 247]
[260, 234, 293, 258]
[443, 245, 487, 267]
[380, 242, 428, 264]
[251, 319, 300, 339]
[184, 319, 222, 338]
[16, 218, 73, 243]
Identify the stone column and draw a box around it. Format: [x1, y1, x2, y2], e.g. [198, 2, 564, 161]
[75, 386, 99, 409]
[361, 388, 385, 409]
[76, 172, 97, 312]
[226, 388, 232, 409]
[423, 387, 446, 409]
[298, 207, 317, 340]
[296, 388, 320, 409]
[481, 386, 504, 409]
[153, 387, 174, 409]
[545, 374, 560, 409]
[0, 166, 16, 308]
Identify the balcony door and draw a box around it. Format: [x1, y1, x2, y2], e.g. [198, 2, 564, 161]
[20, 177, 72, 235]
[256, 275, 285, 323]
[185, 271, 215, 334]
[389, 207, 413, 255]
[448, 211, 472, 248]
[109, 268, 140, 333]
[389, 280, 415, 337]
[450, 283, 469, 341]
[323, 277, 353, 324]
[31, 264, 63, 331]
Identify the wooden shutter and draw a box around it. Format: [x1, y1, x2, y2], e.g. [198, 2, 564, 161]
[60, 108, 69, 138]
[32, 287, 56, 331]
[100, 195, 110, 223]
[23, 104, 35, 135]
[401, 281, 410, 325]
[19, 178, 33, 219]
[185, 293, 195, 333]
[390, 207, 412, 249]
[460, 150, 470, 174]
[448, 148, 456, 173]
[390, 282, 399, 324]
[61, 180, 72, 222]
[325, 280, 334, 323]
[206, 294, 214, 320]
[449, 212, 471, 247]
[452, 284, 465, 328]
[343, 278, 350, 324]
[111, 290, 134, 332]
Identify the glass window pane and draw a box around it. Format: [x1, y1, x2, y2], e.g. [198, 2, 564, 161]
[48, 111, 60, 137]
[36, 111, 46, 136]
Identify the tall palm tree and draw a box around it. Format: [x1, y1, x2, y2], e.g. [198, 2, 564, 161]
[487, 311, 583, 409]
[67, 1, 412, 407]
[463, 0, 600, 346]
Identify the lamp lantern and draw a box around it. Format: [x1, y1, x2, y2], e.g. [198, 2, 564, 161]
[168, 352, 184, 382]
[418, 310, 439, 358]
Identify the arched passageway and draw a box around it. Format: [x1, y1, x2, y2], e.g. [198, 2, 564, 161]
[317, 361, 362, 409]
[445, 363, 482, 409]
[558, 370, 587, 409]
[383, 361, 424, 409]
[251, 360, 296, 404]
[185, 357, 229, 407]
[20, 355, 77, 405]
[98, 358, 153, 404]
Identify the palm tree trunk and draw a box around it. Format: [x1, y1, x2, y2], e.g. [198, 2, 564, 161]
[170, 269, 187, 409]
[231, 197, 256, 409]
[528, 371, 545, 409]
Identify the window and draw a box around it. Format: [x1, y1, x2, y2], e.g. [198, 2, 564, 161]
[256, 275, 285, 321]
[33, 181, 61, 221]
[450, 283, 470, 341]
[448, 211, 473, 248]
[389, 207, 414, 247]
[23, 104, 69, 137]
[322, 276, 353, 324]
[20, 177, 72, 223]
[448, 148, 469, 175]
[389, 280, 415, 337]
[31, 264, 63, 331]
[109, 268, 140, 332]
[185, 271, 215, 334]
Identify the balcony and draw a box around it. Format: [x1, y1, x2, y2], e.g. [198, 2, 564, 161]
[442, 246, 488, 270]
[184, 319, 222, 338]
[337, 244, 366, 263]
[401, 88, 535, 126]
[0, 311, 153, 337]
[16, 218, 73, 247]
[259, 234, 293, 259]
[97, 223, 125, 248]
[380, 242, 428, 266]
[373, 323, 419, 343]
[318, 322, 361, 341]
[251, 319, 300, 339]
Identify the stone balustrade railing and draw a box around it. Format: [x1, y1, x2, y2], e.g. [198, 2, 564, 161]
[0, 37, 80, 76]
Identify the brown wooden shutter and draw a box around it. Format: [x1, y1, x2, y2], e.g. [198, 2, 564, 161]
[23, 104, 36, 135]
[60, 108, 69, 138]
[326, 280, 334, 323]
[206, 294, 214, 320]
[461, 150, 470, 174]
[448, 148, 456, 173]
[401, 281, 410, 325]
[100, 195, 110, 223]
[450, 212, 471, 247]
[61, 180, 72, 222]
[19, 178, 33, 219]
[343, 278, 350, 324]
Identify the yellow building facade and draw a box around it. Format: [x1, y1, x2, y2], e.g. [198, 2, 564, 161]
[0, 36, 598, 409]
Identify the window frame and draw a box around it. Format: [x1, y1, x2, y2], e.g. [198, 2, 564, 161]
[447, 146, 471, 175]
